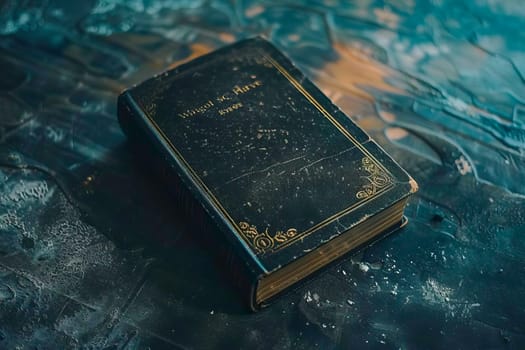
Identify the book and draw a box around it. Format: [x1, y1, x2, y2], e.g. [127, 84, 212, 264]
[118, 37, 418, 310]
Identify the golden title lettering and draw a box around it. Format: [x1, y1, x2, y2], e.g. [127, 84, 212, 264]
[177, 80, 263, 119]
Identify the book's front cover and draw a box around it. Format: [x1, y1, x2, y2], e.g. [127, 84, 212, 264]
[124, 37, 416, 274]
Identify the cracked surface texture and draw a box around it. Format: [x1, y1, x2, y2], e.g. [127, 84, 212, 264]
[0, 1, 524, 349]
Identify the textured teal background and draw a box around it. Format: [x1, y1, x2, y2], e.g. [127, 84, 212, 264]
[0, 1, 524, 349]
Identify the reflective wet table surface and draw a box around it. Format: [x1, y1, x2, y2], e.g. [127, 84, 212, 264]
[0, 1, 524, 349]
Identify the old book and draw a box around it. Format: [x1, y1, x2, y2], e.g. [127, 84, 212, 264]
[118, 37, 418, 310]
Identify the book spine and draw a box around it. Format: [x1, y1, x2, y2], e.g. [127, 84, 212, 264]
[117, 92, 261, 310]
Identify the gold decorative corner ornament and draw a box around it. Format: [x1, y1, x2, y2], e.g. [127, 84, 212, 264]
[356, 157, 393, 199]
[239, 221, 298, 254]
[138, 79, 172, 118]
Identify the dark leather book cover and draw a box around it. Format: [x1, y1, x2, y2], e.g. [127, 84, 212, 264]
[118, 37, 418, 310]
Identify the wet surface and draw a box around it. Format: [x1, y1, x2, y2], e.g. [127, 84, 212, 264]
[0, 1, 524, 349]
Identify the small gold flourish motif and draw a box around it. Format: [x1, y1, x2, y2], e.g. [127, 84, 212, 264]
[139, 79, 172, 118]
[239, 222, 298, 254]
[356, 157, 392, 199]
